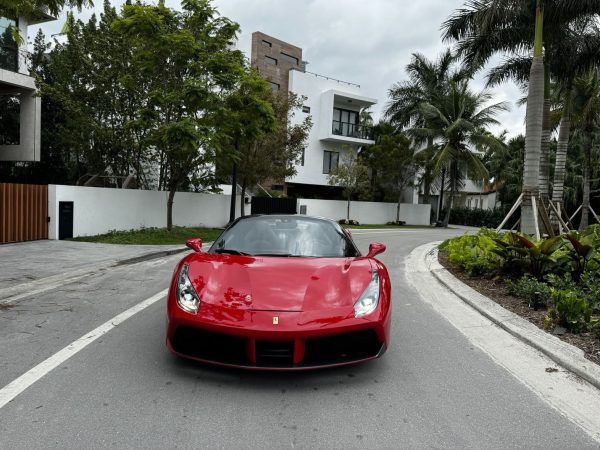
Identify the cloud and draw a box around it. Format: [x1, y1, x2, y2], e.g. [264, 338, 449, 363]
[28, 0, 526, 137]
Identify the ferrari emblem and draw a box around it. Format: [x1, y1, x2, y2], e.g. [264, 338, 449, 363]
[272, 316, 279, 325]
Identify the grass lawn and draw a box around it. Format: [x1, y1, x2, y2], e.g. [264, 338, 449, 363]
[344, 224, 434, 229]
[69, 227, 223, 245]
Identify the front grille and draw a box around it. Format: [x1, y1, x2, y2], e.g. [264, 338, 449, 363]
[256, 340, 294, 367]
[171, 326, 383, 368]
[303, 330, 382, 366]
[171, 327, 247, 365]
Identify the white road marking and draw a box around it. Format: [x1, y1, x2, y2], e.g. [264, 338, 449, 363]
[405, 243, 600, 443]
[0, 289, 167, 410]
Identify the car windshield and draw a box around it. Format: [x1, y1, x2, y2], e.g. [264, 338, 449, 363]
[209, 216, 360, 258]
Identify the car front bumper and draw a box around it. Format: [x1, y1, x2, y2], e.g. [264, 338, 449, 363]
[166, 301, 390, 370]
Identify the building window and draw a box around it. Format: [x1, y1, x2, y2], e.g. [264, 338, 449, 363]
[280, 52, 299, 65]
[302, 105, 310, 114]
[268, 81, 280, 91]
[261, 39, 272, 47]
[300, 148, 305, 166]
[265, 56, 277, 65]
[0, 16, 18, 72]
[332, 107, 361, 137]
[323, 151, 339, 174]
[0, 94, 20, 145]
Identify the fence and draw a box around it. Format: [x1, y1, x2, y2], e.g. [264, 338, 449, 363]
[0, 183, 48, 244]
[297, 199, 431, 225]
[48, 185, 241, 239]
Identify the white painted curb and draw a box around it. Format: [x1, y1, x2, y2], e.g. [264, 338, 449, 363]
[425, 241, 600, 391]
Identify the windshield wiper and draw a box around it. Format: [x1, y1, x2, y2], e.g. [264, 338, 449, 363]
[214, 249, 252, 256]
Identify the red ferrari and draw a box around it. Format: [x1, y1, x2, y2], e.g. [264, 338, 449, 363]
[166, 215, 391, 370]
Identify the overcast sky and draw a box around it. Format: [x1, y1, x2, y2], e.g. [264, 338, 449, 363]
[28, 0, 525, 137]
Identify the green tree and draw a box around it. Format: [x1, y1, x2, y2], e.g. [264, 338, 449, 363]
[443, 0, 600, 234]
[113, 0, 245, 229]
[485, 134, 525, 209]
[240, 91, 311, 215]
[3, 0, 91, 18]
[385, 50, 467, 204]
[216, 69, 278, 219]
[327, 154, 370, 221]
[35, 2, 150, 185]
[408, 80, 507, 227]
[571, 70, 600, 230]
[361, 125, 416, 222]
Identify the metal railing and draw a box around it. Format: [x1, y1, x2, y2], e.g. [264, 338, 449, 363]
[331, 120, 373, 140]
[290, 68, 360, 88]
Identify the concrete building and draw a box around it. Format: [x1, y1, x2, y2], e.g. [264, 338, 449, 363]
[0, 9, 54, 162]
[250, 32, 377, 199]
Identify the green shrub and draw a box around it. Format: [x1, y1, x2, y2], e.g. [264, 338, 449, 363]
[443, 207, 506, 228]
[547, 272, 600, 313]
[544, 290, 592, 333]
[439, 229, 501, 277]
[506, 276, 551, 308]
[491, 233, 563, 280]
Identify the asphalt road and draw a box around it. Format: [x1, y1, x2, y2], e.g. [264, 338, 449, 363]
[1, 228, 598, 449]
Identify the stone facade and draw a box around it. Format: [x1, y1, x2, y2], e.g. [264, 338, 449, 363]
[250, 31, 302, 94]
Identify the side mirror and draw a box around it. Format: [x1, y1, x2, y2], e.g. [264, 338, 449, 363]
[366, 242, 386, 258]
[185, 238, 203, 253]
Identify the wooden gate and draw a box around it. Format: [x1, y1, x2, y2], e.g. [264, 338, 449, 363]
[0, 183, 48, 244]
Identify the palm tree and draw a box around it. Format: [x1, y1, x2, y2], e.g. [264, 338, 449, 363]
[571, 69, 600, 230]
[385, 50, 468, 205]
[408, 80, 507, 227]
[443, 0, 600, 235]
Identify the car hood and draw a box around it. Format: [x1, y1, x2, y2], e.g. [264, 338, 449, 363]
[184, 253, 373, 312]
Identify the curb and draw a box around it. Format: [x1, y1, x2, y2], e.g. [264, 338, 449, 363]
[426, 244, 600, 391]
[0, 246, 191, 306]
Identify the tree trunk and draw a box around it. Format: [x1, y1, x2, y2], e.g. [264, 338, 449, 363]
[347, 195, 351, 221]
[396, 191, 401, 223]
[167, 187, 176, 231]
[579, 132, 592, 231]
[437, 167, 446, 222]
[550, 104, 571, 229]
[229, 161, 237, 223]
[442, 163, 456, 227]
[240, 180, 246, 217]
[422, 137, 434, 205]
[521, 4, 544, 236]
[539, 67, 551, 201]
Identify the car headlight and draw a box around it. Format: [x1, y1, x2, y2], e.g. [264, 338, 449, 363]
[354, 270, 380, 318]
[176, 265, 200, 314]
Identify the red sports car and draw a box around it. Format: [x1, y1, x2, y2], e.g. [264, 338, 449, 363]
[166, 215, 391, 370]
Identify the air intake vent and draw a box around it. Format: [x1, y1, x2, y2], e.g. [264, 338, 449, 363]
[256, 340, 294, 367]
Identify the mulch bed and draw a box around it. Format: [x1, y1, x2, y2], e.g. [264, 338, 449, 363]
[438, 251, 600, 367]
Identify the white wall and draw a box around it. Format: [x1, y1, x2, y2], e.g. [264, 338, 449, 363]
[298, 199, 431, 225]
[48, 185, 241, 239]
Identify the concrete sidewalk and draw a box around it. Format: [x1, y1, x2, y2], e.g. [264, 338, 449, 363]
[0, 240, 188, 303]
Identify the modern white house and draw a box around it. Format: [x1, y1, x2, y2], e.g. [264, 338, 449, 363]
[284, 69, 377, 198]
[250, 32, 377, 199]
[0, 9, 55, 162]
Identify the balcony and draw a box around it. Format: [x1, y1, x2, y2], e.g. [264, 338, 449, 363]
[332, 120, 373, 141]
